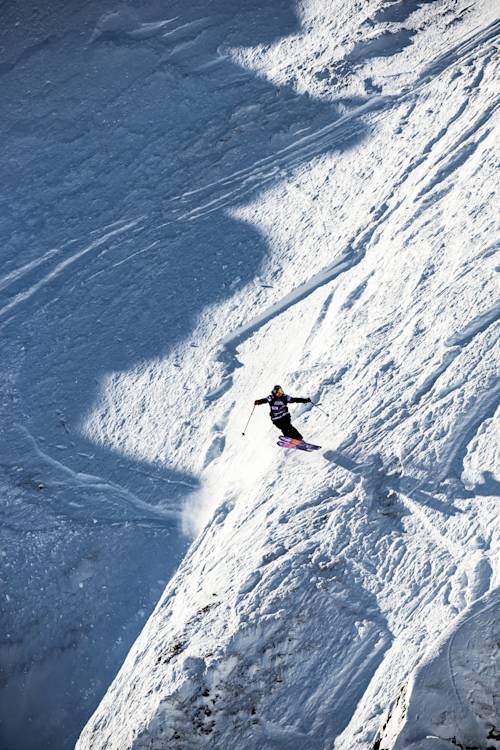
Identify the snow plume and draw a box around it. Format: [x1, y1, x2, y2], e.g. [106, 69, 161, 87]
[181, 480, 231, 539]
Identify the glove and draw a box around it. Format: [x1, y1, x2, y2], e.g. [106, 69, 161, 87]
[254, 400, 259, 405]
[307, 397, 312, 402]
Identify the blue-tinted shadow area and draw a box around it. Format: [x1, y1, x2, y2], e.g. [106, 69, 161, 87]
[0, 1, 370, 748]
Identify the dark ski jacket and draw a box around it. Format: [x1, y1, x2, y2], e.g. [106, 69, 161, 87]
[255, 394, 309, 422]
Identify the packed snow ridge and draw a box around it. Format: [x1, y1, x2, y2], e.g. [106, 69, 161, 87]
[1, 0, 498, 749]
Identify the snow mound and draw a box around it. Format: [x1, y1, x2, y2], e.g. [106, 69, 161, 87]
[375, 589, 500, 750]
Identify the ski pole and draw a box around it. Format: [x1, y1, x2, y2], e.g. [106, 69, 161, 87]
[242, 405, 256, 436]
[311, 400, 330, 418]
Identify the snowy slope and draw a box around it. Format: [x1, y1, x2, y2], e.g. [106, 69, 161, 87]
[75, 1, 499, 749]
[1, 1, 325, 747]
[2, 0, 498, 749]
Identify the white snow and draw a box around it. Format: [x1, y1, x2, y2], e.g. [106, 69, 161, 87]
[1, 1, 498, 749]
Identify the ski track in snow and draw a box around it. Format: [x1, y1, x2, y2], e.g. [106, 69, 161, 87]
[17, 424, 180, 523]
[200, 20, 499, 404]
[0, 218, 145, 325]
[160, 19, 500, 227]
[2, 21, 497, 341]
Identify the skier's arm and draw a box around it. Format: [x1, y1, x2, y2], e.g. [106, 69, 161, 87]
[288, 396, 311, 403]
[254, 397, 268, 405]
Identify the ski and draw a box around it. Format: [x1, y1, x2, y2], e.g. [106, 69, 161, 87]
[277, 436, 321, 451]
[278, 441, 320, 452]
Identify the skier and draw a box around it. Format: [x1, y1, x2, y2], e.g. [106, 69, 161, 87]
[254, 385, 311, 440]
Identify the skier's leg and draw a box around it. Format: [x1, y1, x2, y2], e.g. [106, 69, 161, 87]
[273, 415, 288, 436]
[275, 415, 303, 440]
[286, 422, 303, 440]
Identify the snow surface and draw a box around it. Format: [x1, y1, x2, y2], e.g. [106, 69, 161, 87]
[1, 1, 498, 749]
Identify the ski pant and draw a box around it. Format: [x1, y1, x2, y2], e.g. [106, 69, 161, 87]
[272, 414, 303, 440]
